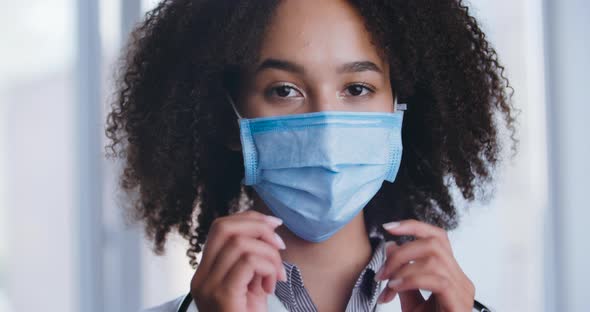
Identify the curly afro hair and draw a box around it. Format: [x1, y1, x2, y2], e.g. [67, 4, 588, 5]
[105, 0, 516, 268]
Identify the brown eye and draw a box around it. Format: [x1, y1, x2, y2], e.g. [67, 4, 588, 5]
[344, 84, 373, 97]
[269, 84, 302, 98]
[276, 86, 292, 97]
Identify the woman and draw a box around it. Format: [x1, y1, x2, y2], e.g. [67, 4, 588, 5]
[106, 0, 515, 311]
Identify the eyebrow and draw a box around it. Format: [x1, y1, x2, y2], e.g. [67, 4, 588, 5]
[337, 61, 383, 74]
[255, 58, 383, 75]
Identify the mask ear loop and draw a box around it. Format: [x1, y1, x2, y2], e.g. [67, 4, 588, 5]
[225, 93, 243, 120]
[394, 93, 407, 112]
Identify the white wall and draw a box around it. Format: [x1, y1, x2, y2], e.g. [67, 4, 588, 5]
[543, 0, 590, 310]
[0, 1, 76, 311]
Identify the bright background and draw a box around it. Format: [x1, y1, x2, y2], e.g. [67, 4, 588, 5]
[0, 0, 588, 311]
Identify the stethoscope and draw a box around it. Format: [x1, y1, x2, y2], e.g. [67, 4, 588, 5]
[177, 293, 192, 312]
[176, 292, 493, 312]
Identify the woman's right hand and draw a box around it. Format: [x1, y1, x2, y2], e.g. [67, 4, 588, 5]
[190, 210, 288, 312]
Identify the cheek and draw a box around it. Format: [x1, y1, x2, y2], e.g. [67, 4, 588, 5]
[236, 81, 266, 118]
[240, 97, 264, 118]
[384, 80, 395, 112]
[371, 87, 394, 113]
[239, 93, 279, 118]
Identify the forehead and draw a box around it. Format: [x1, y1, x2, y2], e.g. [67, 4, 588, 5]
[257, 0, 385, 68]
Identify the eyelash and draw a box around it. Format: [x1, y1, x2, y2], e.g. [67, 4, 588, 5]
[266, 83, 302, 99]
[343, 83, 375, 97]
[266, 83, 376, 99]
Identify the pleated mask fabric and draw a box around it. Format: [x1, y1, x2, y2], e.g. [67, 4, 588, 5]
[229, 95, 405, 242]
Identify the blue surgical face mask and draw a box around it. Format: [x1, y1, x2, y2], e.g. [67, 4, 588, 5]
[228, 95, 405, 242]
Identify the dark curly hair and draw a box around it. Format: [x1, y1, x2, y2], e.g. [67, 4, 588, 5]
[105, 0, 516, 268]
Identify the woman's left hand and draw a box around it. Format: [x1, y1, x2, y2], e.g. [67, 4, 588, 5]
[374, 219, 475, 312]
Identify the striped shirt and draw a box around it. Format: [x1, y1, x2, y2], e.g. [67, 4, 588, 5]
[274, 234, 387, 312]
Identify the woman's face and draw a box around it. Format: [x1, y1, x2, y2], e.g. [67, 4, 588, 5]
[237, 0, 395, 118]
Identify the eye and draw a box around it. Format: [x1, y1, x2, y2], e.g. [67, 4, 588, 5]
[344, 83, 374, 97]
[268, 84, 303, 98]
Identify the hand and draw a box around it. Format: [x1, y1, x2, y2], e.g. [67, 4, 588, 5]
[374, 219, 475, 312]
[190, 210, 287, 312]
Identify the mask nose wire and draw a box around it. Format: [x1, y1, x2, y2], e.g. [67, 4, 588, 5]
[225, 93, 243, 120]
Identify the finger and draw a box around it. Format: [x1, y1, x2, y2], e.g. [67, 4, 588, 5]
[384, 292, 436, 312]
[377, 287, 398, 304]
[377, 284, 425, 307]
[199, 214, 285, 273]
[386, 272, 452, 295]
[387, 257, 448, 284]
[375, 237, 451, 281]
[224, 253, 277, 296]
[377, 257, 426, 306]
[248, 274, 266, 295]
[208, 210, 284, 247]
[262, 274, 277, 294]
[209, 235, 286, 287]
[382, 219, 449, 243]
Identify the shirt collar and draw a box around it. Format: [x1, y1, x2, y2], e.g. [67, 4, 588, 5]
[275, 234, 387, 309]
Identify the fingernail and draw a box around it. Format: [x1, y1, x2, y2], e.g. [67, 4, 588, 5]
[387, 278, 403, 288]
[382, 221, 400, 230]
[274, 233, 286, 250]
[264, 215, 283, 227]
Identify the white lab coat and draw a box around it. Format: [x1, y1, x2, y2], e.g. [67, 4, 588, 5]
[142, 281, 403, 312]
